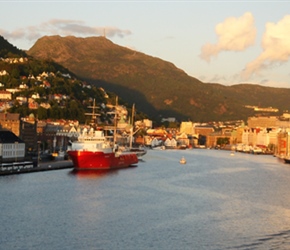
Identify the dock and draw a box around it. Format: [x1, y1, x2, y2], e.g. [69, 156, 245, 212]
[0, 160, 73, 176]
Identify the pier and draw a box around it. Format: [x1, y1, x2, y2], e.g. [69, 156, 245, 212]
[0, 160, 73, 176]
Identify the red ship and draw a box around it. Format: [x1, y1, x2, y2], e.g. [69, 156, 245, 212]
[67, 98, 142, 170]
[67, 129, 138, 170]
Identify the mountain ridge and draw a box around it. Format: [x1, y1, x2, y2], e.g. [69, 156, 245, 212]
[27, 35, 290, 122]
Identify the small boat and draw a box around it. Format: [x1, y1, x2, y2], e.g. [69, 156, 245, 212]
[179, 156, 186, 164]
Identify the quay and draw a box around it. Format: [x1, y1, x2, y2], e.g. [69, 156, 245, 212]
[0, 160, 73, 176]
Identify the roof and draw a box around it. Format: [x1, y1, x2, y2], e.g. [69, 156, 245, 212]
[0, 113, 20, 121]
[0, 130, 24, 143]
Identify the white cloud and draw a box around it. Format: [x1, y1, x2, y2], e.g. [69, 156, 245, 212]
[242, 15, 290, 80]
[0, 19, 131, 44]
[200, 12, 256, 62]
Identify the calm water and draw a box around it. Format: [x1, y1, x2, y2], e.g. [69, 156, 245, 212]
[1, 149, 290, 250]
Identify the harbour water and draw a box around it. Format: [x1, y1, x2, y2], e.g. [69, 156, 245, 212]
[1, 149, 290, 249]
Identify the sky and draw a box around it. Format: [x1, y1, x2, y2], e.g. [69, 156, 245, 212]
[1, 0, 290, 88]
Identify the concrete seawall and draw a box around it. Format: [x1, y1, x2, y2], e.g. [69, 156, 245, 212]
[0, 160, 74, 176]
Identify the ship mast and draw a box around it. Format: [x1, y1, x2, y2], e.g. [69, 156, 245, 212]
[129, 103, 135, 149]
[113, 96, 118, 145]
[85, 99, 100, 127]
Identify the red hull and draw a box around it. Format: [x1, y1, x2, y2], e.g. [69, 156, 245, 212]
[67, 150, 138, 170]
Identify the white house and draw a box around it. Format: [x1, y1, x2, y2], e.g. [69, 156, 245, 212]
[0, 131, 25, 162]
[16, 96, 28, 104]
[31, 93, 40, 99]
[0, 70, 9, 76]
[19, 83, 28, 89]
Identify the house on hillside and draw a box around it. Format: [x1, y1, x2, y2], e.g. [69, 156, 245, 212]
[28, 101, 39, 110]
[40, 80, 51, 88]
[0, 70, 9, 76]
[0, 90, 11, 100]
[16, 96, 28, 104]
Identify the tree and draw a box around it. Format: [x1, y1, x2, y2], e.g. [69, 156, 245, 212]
[11, 68, 20, 79]
[67, 100, 85, 122]
[217, 137, 230, 147]
[37, 106, 48, 120]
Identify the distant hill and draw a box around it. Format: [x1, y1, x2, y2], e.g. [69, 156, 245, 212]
[27, 35, 290, 122]
[0, 36, 26, 58]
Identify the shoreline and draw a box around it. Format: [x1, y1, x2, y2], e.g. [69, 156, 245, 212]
[0, 160, 73, 176]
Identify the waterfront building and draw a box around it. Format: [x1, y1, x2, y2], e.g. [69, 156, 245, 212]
[207, 127, 232, 148]
[240, 127, 278, 150]
[193, 124, 214, 147]
[256, 128, 270, 146]
[0, 112, 20, 136]
[176, 132, 190, 147]
[0, 130, 25, 163]
[276, 129, 290, 158]
[180, 121, 194, 135]
[20, 115, 37, 153]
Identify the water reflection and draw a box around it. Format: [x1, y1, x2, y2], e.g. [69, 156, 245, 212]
[68, 169, 119, 179]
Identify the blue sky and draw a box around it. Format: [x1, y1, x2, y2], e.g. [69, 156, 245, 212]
[1, 1, 290, 88]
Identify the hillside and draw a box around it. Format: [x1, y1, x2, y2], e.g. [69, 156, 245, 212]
[0, 36, 26, 58]
[27, 35, 290, 122]
[0, 35, 140, 125]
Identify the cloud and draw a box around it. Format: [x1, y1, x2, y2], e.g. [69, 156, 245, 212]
[200, 12, 256, 62]
[242, 15, 290, 80]
[0, 19, 131, 43]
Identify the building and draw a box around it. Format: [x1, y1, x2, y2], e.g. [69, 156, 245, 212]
[0, 130, 25, 163]
[193, 125, 214, 146]
[207, 127, 233, 148]
[180, 121, 194, 135]
[247, 116, 290, 128]
[276, 129, 290, 158]
[20, 117, 38, 153]
[0, 90, 12, 100]
[0, 113, 20, 136]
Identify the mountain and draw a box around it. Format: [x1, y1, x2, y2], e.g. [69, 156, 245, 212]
[27, 35, 290, 122]
[0, 36, 26, 58]
[0, 35, 123, 124]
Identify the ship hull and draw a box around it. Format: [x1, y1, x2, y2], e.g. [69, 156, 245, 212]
[67, 150, 138, 170]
